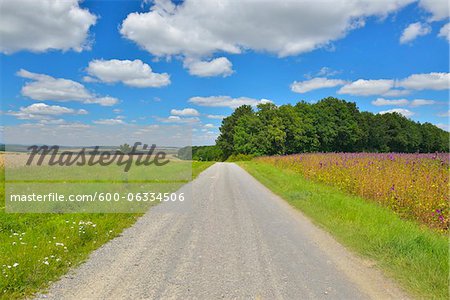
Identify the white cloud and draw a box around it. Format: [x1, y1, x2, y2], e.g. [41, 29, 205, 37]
[302, 72, 448, 97]
[85, 97, 119, 106]
[400, 22, 431, 44]
[17, 69, 119, 106]
[372, 98, 437, 107]
[189, 96, 272, 109]
[170, 108, 200, 116]
[438, 23, 450, 42]
[120, 0, 413, 66]
[379, 108, 415, 118]
[398, 72, 450, 90]
[85, 59, 170, 87]
[410, 99, 436, 106]
[335, 72, 448, 96]
[0, 0, 97, 54]
[18, 69, 91, 101]
[93, 118, 125, 125]
[382, 89, 411, 97]
[316, 67, 341, 77]
[419, 0, 449, 21]
[156, 115, 200, 123]
[207, 114, 226, 119]
[338, 79, 395, 96]
[183, 57, 233, 77]
[371, 98, 409, 106]
[204, 123, 215, 128]
[6, 103, 87, 120]
[291, 77, 346, 93]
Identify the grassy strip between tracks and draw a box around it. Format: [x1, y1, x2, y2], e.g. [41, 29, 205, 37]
[0, 161, 213, 299]
[239, 161, 448, 300]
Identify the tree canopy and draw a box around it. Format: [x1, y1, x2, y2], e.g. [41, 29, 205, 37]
[215, 97, 449, 159]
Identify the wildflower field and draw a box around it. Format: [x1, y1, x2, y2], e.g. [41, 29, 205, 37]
[256, 153, 449, 231]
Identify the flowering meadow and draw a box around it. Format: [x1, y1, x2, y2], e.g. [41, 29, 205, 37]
[256, 153, 449, 231]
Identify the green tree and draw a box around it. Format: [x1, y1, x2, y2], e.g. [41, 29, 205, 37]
[216, 105, 254, 159]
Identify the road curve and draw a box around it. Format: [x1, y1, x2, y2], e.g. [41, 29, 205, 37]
[38, 162, 408, 299]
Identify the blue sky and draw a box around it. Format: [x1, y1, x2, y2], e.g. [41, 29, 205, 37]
[1, 0, 449, 145]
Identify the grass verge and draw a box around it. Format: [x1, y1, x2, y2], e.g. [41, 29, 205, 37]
[0, 161, 213, 299]
[239, 161, 448, 299]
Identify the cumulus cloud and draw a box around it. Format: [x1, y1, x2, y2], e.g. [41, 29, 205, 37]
[183, 57, 233, 77]
[338, 79, 395, 96]
[93, 118, 125, 125]
[372, 98, 437, 107]
[6, 103, 87, 120]
[371, 98, 409, 106]
[156, 115, 200, 123]
[18, 69, 91, 101]
[410, 99, 436, 106]
[398, 72, 450, 90]
[438, 23, 450, 42]
[189, 96, 272, 109]
[400, 22, 431, 44]
[291, 77, 346, 93]
[170, 108, 200, 116]
[419, 0, 449, 21]
[17, 69, 119, 106]
[120, 0, 414, 57]
[85, 97, 119, 106]
[207, 114, 226, 119]
[120, 0, 413, 76]
[381, 89, 411, 97]
[0, 0, 97, 54]
[85, 59, 170, 87]
[379, 108, 415, 118]
[316, 67, 342, 77]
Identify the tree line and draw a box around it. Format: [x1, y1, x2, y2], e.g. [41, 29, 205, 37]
[178, 97, 449, 161]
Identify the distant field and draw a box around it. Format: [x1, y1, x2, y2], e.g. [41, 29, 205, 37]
[256, 153, 449, 231]
[0, 156, 213, 299]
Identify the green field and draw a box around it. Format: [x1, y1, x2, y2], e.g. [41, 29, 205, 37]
[0, 161, 213, 299]
[239, 161, 448, 299]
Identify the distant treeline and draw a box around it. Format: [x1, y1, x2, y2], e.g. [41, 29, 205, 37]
[177, 145, 223, 161]
[178, 97, 449, 161]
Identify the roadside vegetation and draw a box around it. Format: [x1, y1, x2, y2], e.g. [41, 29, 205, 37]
[257, 153, 448, 231]
[239, 160, 448, 299]
[0, 159, 213, 299]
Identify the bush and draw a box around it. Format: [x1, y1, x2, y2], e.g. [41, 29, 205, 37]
[226, 153, 255, 162]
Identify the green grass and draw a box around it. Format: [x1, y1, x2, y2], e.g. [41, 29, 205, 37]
[0, 161, 213, 299]
[239, 161, 449, 299]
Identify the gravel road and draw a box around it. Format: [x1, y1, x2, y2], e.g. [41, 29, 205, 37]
[38, 162, 408, 299]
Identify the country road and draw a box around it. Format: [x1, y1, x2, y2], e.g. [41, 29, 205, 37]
[38, 162, 407, 299]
